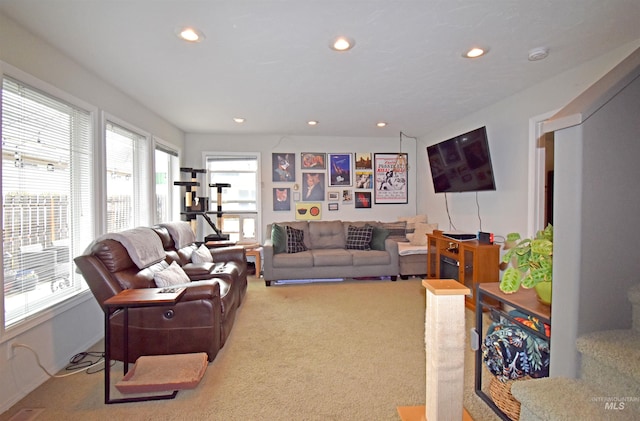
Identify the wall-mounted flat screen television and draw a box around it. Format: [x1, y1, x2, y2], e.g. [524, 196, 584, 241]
[426, 126, 496, 193]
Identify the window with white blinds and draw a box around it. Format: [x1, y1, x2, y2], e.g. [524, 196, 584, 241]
[154, 143, 180, 223]
[105, 120, 151, 232]
[205, 154, 259, 242]
[2, 75, 94, 328]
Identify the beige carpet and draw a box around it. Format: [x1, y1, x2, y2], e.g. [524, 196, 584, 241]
[1, 277, 500, 421]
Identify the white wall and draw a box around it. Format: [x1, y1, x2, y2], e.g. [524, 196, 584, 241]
[0, 13, 184, 146]
[0, 13, 184, 413]
[184, 134, 419, 241]
[415, 40, 640, 240]
[413, 40, 640, 379]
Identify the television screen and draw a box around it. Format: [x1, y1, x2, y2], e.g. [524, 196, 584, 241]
[426, 126, 496, 193]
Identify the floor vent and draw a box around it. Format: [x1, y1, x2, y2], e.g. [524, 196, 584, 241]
[8, 408, 44, 421]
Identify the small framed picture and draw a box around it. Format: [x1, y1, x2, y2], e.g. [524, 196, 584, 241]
[355, 191, 372, 209]
[328, 191, 340, 201]
[328, 203, 339, 211]
[354, 171, 372, 189]
[295, 202, 322, 220]
[342, 189, 353, 203]
[273, 187, 291, 211]
[355, 153, 372, 170]
[301, 153, 326, 169]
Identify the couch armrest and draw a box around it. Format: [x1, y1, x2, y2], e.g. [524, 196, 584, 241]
[384, 238, 400, 267]
[210, 245, 245, 266]
[178, 280, 222, 302]
[262, 241, 275, 279]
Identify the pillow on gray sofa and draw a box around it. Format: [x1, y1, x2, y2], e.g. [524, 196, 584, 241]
[370, 226, 390, 250]
[381, 221, 408, 242]
[286, 226, 307, 253]
[271, 224, 287, 254]
[346, 225, 373, 250]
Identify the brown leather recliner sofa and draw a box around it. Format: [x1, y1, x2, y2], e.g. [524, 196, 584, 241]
[74, 223, 247, 363]
[151, 225, 248, 346]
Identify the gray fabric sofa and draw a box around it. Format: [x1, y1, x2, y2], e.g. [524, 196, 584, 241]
[263, 220, 400, 286]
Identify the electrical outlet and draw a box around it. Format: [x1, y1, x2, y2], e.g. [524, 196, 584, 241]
[7, 340, 17, 359]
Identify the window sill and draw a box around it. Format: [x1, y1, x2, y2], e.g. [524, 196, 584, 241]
[1, 290, 96, 343]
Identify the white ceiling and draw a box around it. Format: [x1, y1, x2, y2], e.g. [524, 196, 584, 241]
[1, 0, 639, 138]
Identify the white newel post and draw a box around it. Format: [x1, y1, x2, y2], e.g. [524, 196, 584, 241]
[423, 279, 470, 421]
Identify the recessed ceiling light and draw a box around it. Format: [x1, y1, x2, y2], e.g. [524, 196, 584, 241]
[176, 27, 205, 43]
[330, 36, 355, 52]
[233, 117, 245, 123]
[376, 122, 387, 128]
[307, 120, 319, 126]
[463, 47, 488, 58]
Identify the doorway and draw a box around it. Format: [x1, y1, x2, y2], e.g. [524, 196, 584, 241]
[528, 110, 557, 236]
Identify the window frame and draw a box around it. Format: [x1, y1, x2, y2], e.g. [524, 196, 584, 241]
[154, 139, 181, 224]
[0, 61, 98, 340]
[202, 151, 262, 243]
[101, 112, 154, 232]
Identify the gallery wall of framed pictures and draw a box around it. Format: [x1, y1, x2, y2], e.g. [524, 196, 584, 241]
[271, 151, 408, 218]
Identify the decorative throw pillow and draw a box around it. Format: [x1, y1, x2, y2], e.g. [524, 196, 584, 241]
[398, 215, 428, 238]
[370, 226, 390, 251]
[346, 224, 374, 250]
[410, 223, 439, 246]
[285, 226, 307, 253]
[381, 221, 408, 242]
[154, 261, 190, 288]
[271, 224, 287, 254]
[191, 244, 213, 264]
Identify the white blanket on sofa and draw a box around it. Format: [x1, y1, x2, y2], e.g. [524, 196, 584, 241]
[101, 227, 166, 269]
[160, 221, 196, 249]
[397, 242, 429, 256]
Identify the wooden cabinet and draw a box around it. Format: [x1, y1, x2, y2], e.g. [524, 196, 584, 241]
[426, 230, 500, 310]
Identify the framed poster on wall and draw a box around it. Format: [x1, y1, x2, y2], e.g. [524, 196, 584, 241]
[374, 153, 408, 204]
[272, 153, 295, 182]
[301, 153, 326, 169]
[328, 153, 352, 187]
[273, 187, 291, 211]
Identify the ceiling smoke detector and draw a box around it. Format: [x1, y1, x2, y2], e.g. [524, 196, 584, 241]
[528, 47, 549, 61]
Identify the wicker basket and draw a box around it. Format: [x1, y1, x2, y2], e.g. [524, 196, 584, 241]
[489, 376, 529, 421]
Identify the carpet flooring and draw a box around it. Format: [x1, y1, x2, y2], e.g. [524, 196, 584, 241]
[0, 277, 500, 421]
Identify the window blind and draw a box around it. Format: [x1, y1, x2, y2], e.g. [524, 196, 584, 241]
[105, 121, 151, 232]
[154, 145, 180, 223]
[2, 75, 94, 328]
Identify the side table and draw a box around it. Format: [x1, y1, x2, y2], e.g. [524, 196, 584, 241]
[103, 287, 186, 404]
[245, 247, 262, 277]
[474, 282, 551, 420]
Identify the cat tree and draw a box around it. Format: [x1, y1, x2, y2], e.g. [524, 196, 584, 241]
[174, 167, 229, 241]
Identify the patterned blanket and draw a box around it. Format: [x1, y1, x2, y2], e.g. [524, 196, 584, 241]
[482, 310, 550, 382]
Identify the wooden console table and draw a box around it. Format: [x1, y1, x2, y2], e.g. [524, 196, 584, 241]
[426, 230, 500, 310]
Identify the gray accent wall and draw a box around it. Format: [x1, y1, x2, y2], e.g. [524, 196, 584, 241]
[546, 47, 640, 377]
